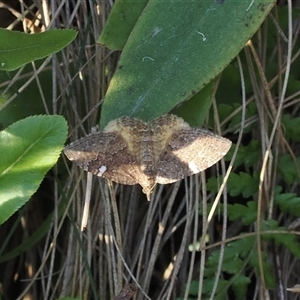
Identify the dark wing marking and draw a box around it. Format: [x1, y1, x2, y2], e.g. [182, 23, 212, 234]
[64, 132, 142, 186]
[156, 129, 231, 184]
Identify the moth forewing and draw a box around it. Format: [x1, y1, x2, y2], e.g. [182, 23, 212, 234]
[155, 127, 231, 184]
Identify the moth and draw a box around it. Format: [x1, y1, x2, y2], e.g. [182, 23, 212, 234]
[64, 114, 231, 200]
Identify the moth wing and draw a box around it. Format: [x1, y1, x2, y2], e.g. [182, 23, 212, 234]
[64, 132, 142, 186]
[156, 129, 231, 184]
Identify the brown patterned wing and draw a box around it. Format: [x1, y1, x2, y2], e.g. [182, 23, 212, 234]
[156, 128, 231, 184]
[64, 132, 142, 186]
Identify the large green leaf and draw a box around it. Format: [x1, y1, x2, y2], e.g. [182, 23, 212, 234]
[0, 29, 77, 71]
[98, 0, 148, 50]
[100, 0, 275, 128]
[173, 76, 220, 127]
[0, 115, 67, 224]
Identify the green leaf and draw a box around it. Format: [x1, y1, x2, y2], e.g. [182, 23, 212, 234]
[100, 0, 275, 128]
[0, 115, 68, 225]
[231, 276, 251, 300]
[275, 192, 300, 217]
[230, 140, 260, 168]
[199, 201, 257, 225]
[216, 101, 258, 134]
[282, 114, 300, 142]
[278, 154, 300, 185]
[172, 77, 220, 127]
[216, 62, 252, 105]
[207, 172, 259, 198]
[98, 0, 148, 50]
[262, 220, 300, 259]
[227, 201, 258, 225]
[204, 238, 253, 278]
[0, 29, 77, 71]
[227, 172, 259, 198]
[231, 102, 258, 133]
[221, 256, 244, 274]
[189, 278, 227, 299]
[248, 250, 275, 288]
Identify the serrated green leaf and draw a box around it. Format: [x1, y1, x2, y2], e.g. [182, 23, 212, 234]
[205, 238, 254, 278]
[222, 257, 244, 274]
[188, 280, 200, 296]
[189, 279, 215, 297]
[216, 103, 238, 125]
[249, 251, 275, 288]
[282, 114, 300, 142]
[227, 172, 259, 198]
[231, 276, 251, 300]
[206, 177, 220, 193]
[275, 192, 300, 217]
[262, 220, 300, 259]
[198, 278, 227, 299]
[215, 101, 257, 134]
[228, 201, 258, 225]
[100, 1, 275, 127]
[0, 115, 68, 224]
[278, 154, 300, 185]
[230, 140, 260, 168]
[0, 29, 77, 71]
[230, 237, 256, 258]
